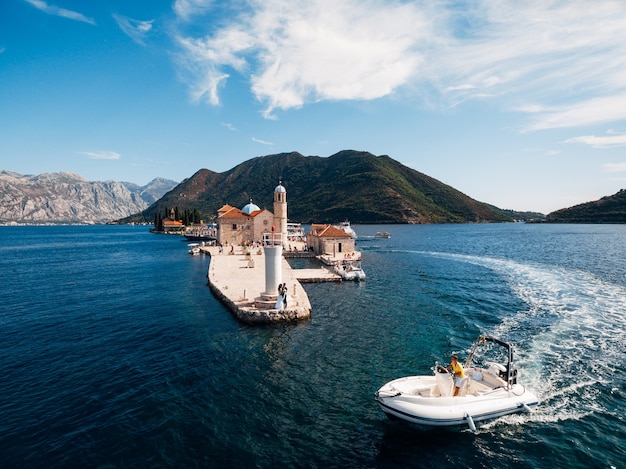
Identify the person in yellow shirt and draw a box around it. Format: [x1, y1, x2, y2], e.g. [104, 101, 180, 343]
[447, 354, 466, 396]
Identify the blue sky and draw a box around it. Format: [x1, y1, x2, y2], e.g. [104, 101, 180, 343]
[2, 0, 626, 214]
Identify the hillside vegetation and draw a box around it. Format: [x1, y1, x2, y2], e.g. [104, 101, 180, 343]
[124, 150, 513, 224]
[546, 189, 626, 223]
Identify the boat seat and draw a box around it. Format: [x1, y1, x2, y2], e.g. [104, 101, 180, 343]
[408, 385, 436, 397]
[481, 373, 507, 389]
[464, 369, 506, 395]
[467, 380, 491, 395]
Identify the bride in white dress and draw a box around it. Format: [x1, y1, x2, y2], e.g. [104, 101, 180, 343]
[274, 283, 285, 309]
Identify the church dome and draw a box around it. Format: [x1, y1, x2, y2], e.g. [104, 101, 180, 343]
[242, 200, 260, 214]
[274, 183, 286, 193]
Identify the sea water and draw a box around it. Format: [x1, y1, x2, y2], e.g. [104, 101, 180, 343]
[0, 224, 624, 468]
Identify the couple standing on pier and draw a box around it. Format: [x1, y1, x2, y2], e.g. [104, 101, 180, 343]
[274, 283, 288, 310]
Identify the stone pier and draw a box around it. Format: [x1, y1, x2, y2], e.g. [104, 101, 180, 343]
[204, 246, 321, 323]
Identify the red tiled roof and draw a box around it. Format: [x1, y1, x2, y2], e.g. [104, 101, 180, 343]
[310, 224, 352, 238]
[218, 206, 273, 219]
[249, 209, 272, 217]
[217, 204, 235, 214]
[218, 207, 250, 219]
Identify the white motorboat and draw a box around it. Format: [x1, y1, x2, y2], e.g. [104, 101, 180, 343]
[336, 220, 357, 239]
[332, 260, 366, 281]
[188, 243, 201, 255]
[287, 222, 306, 242]
[375, 336, 539, 432]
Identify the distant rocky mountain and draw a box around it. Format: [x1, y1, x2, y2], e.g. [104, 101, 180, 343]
[121, 177, 180, 206]
[546, 189, 626, 223]
[0, 171, 177, 224]
[123, 150, 514, 224]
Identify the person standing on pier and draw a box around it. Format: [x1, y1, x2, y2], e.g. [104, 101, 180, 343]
[275, 284, 285, 309]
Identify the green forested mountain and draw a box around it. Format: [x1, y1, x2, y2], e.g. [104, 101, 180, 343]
[546, 189, 626, 223]
[124, 150, 513, 224]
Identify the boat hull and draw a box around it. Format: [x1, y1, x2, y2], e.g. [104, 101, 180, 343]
[375, 375, 539, 428]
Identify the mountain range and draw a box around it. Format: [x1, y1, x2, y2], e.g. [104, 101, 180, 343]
[0, 171, 177, 224]
[5, 150, 622, 225]
[126, 150, 517, 224]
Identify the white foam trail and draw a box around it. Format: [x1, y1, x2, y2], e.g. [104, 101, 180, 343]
[415, 251, 626, 424]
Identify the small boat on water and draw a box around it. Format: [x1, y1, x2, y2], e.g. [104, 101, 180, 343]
[375, 335, 539, 432]
[187, 243, 201, 255]
[375, 231, 391, 238]
[331, 260, 366, 281]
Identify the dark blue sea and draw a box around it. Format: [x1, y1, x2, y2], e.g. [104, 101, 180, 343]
[0, 224, 624, 468]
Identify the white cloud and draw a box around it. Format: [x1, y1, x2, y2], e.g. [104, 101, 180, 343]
[526, 95, 626, 132]
[113, 14, 153, 45]
[603, 162, 626, 172]
[173, 0, 626, 126]
[176, 33, 247, 105]
[252, 137, 273, 145]
[248, 0, 431, 117]
[175, 0, 433, 116]
[81, 151, 121, 160]
[564, 131, 626, 148]
[221, 122, 237, 131]
[173, 0, 214, 22]
[25, 0, 95, 25]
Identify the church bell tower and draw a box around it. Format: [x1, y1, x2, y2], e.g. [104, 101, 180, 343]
[273, 181, 287, 244]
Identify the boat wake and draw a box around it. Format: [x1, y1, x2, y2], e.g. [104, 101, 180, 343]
[406, 250, 626, 427]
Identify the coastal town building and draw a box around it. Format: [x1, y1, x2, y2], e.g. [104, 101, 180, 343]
[161, 208, 184, 233]
[306, 224, 355, 256]
[216, 183, 288, 246]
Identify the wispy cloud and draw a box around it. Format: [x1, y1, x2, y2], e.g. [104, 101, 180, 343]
[172, 0, 626, 127]
[603, 162, 626, 172]
[24, 0, 95, 25]
[113, 14, 153, 45]
[174, 0, 431, 117]
[525, 95, 626, 132]
[81, 151, 121, 160]
[252, 137, 273, 145]
[221, 122, 237, 131]
[564, 131, 626, 148]
[173, 0, 214, 22]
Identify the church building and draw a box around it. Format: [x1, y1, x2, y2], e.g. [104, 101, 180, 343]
[306, 223, 355, 256]
[216, 183, 288, 246]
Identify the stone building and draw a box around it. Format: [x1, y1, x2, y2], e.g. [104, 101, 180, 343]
[216, 183, 288, 246]
[162, 207, 184, 233]
[306, 224, 355, 256]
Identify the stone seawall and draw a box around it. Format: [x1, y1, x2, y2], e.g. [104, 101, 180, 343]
[205, 246, 312, 324]
[283, 251, 316, 259]
[207, 280, 311, 323]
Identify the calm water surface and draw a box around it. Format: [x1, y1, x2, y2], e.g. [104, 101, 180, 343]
[0, 224, 624, 468]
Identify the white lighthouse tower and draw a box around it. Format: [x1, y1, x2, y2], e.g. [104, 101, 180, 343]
[263, 182, 288, 298]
